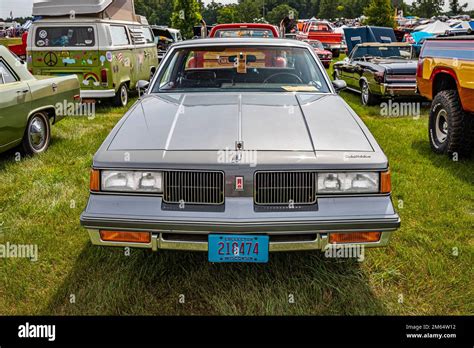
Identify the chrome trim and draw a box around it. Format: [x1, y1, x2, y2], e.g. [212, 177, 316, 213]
[81, 89, 116, 98]
[380, 83, 418, 96]
[254, 171, 317, 206]
[87, 229, 393, 252]
[163, 170, 225, 205]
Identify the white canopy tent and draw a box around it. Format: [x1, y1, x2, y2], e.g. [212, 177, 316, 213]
[415, 20, 452, 34]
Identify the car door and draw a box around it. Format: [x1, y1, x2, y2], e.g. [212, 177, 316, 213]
[0, 58, 31, 151]
[344, 49, 360, 89]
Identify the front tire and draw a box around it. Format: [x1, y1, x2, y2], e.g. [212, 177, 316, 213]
[360, 80, 379, 106]
[429, 90, 473, 156]
[113, 83, 129, 107]
[332, 49, 340, 58]
[21, 112, 51, 156]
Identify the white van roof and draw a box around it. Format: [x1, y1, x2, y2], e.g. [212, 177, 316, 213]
[32, 0, 141, 23]
[33, 0, 114, 16]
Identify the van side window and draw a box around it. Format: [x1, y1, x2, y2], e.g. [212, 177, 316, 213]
[35, 27, 95, 47]
[110, 26, 130, 46]
[143, 27, 154, 44]
[129, 26, 146, 45]
[0, 60, 17, 84]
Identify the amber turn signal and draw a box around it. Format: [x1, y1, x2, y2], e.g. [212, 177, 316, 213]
[100, 231, 151, 244]
[90, 169, 100, 192]
[380, 170, 391, 193]
[329, 232, 382, 244]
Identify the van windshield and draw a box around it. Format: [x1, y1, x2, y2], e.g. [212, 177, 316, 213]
[35, 27, 95, 47]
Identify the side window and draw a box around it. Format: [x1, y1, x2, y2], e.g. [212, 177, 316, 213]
[109, 26, 130, 46]
[143, 27, 154, 44]
[129, 26, 146, 45]
[0, 60, 17, 84]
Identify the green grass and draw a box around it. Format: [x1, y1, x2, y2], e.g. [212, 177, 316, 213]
[0, 64, 473, 315]
[0, 38, 22, 47]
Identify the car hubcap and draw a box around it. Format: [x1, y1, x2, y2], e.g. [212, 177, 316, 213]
[362, 84, 369, 104]
[29, 116, 47, 151]
[120, 86, 127, 106]
[435, 109, 448, 143]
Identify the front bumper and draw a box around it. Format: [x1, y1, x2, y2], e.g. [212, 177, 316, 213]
[80, 89, 116, 99]
[379, 83, 418, 97]
[80, 195, 400, 253]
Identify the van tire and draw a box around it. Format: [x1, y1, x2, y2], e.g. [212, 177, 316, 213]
[114, 84, 129, 107]
[21, 112, 51, 156]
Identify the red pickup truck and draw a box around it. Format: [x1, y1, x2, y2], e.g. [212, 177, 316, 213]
[209, 23, 280, 38]
[7, 31, 28, 60]
[296, 20, 343, 57]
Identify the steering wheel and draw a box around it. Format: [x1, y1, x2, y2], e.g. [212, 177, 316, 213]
[263, 72, 303, 84]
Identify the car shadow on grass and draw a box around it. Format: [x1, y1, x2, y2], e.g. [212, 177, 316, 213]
[411, 139, 474, 186]
[43, 242, 387, 315]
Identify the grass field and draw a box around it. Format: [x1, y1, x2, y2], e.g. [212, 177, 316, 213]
[0, 38, 22, 47]
[0, 61, 473, 315]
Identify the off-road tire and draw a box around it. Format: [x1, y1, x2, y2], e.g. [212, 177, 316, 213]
[429, 90, 474, 156]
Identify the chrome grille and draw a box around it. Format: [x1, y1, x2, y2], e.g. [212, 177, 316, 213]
[163, 171, 224, 205]
[255, 172, 317, 205]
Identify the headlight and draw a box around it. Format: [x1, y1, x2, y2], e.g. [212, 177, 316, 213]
[317, 172, 379, 194]
[101, 171, 163, 193]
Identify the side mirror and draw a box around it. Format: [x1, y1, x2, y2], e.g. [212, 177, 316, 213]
[332, 79, 347, 92]
[343, 57, 350, 63]
[137, 80, 149, 97]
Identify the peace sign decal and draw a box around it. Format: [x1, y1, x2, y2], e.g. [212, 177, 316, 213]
[44, 52, 58, 67]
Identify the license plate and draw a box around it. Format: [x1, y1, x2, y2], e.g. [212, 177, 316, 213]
[208, 234, 269, 263]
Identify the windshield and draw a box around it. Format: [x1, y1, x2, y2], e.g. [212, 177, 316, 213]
[152, 45, 330, 93]
[213, 29, 275, 38]
[308, 41, 324, 50]
[35, 26, 95, 47]
[352, 45, 413, 60]
[308, 23, 333, 32]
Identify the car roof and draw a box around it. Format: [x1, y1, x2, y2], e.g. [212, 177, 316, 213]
[356, 42, 410, 47]
[209, 23, 280, 38]
[172, 38, 310, 48]
[426, 35, 474, 40]
[212, 23, 276, 29]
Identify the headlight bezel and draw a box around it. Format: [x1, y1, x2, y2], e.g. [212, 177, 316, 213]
[100, 170, 163, 193]
[316, 171, 381, 195]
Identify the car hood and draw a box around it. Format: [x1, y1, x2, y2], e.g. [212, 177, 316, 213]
[108, 92, 373, 152]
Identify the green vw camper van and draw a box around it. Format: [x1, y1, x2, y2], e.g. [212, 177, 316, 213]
[27, 0, 158, 106]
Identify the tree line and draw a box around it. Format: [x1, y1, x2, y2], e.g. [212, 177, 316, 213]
[1, 0, 470, 37]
